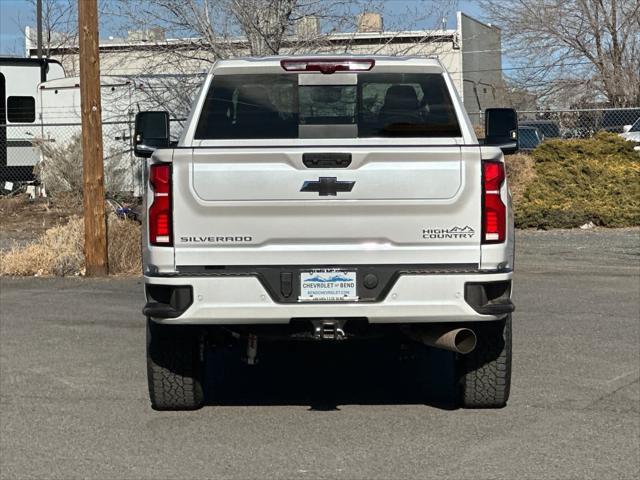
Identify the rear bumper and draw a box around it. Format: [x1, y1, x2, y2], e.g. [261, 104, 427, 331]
[144, 271, 513, 325]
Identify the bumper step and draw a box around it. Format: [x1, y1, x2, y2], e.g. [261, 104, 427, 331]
[473, 299, 515, 315]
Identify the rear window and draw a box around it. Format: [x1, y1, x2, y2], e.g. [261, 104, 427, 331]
[194, 73, 461, 139]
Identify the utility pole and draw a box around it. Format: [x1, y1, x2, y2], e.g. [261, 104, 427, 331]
[36, 0, 43, 58]
[78, 0, 109, 276]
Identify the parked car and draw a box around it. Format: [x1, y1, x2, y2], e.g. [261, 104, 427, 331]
[134, 56, 518, 411]
[599, 108, 640, 133]
[518, 126, 543, 152]
[620, 118, 640, 151]
[519, 119, 560, 139]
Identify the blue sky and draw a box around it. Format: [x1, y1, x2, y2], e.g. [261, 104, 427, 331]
[1, 0, 31, 55]
[0, 0, 482, 57]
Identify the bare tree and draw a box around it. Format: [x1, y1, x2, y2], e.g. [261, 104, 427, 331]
[112, 0, 456, 63]
[107, 0, 456, 116]
[23, 0, 77, 67]
[479, 0, 640, 107]
[230, 0, 298, 55]
[23, 0, 122, 75]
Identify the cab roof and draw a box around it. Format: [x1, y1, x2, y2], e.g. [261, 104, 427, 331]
[209, 55, 446, 75]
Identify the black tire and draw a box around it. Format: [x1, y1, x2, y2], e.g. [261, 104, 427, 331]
[457, 315, 512, 408]
[146, 318, 204, 410]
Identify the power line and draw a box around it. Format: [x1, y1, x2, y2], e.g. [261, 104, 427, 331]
[450, 61, 593, 75]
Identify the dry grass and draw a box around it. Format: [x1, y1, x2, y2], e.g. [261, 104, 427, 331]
[0, 192, 83, 233]
[0, 214, 141, 276]
[0, 195, 30, 217]
[107, 215, 142, 275]
[33, 133, 129, 195]
[505, 153, 536, 204]
[0, 216, 84, 276]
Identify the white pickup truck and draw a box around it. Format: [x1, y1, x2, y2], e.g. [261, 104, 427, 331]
[134, 56, 518, 411]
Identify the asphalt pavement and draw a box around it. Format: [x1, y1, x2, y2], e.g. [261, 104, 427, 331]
[1, 229, 639, 479]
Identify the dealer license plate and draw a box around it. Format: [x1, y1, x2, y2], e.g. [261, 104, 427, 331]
[299, 269, 358, 302]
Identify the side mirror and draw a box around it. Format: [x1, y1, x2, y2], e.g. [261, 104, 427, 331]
[622, 125, 632, 133]
[485, 108, 518, 155]
[134, 111, 170, 158]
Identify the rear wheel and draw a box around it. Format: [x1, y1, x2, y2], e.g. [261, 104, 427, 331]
[146, 318, 204, 410]
[457, 315, 512, 408]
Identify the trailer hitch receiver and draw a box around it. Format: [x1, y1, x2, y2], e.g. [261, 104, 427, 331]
[312, 320, 347, 340]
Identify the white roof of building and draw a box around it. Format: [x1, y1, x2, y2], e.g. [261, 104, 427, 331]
[26, 28, 457, 54]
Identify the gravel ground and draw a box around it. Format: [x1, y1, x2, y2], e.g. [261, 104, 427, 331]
[0, 229, 638, 479]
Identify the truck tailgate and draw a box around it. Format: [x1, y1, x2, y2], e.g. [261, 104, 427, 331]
[172, 145, 482, 266]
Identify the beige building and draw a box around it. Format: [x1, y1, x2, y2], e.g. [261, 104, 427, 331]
[26, 12, 505, 123]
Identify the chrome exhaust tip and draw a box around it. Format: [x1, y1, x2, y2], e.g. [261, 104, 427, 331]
[408, 326, 477, 354]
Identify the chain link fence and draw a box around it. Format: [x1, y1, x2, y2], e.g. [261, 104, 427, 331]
[2, 108, 638, 195]
[0, 118, 185, 193]
[469, 107, 640, 139]
[517, 108, 640, 139]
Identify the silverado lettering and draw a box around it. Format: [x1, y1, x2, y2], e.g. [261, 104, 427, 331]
[179, 236, 253, 243]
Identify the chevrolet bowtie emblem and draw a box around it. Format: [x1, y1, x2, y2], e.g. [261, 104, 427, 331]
[300, 177, 355, 196]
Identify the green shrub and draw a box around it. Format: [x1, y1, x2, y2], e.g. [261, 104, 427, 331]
[515, 132, 640, 229]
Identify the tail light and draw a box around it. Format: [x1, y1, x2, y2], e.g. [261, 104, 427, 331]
[482, 161, 506, 244]
[149, 163, 172, 246]
[280, 58, 375, 74]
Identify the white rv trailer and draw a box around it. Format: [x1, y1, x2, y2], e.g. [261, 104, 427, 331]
[1, 57, 168, 193]
[35, 75, 193, 194]
[0, 57, 65, 183]
[37, 76, 141, 192]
